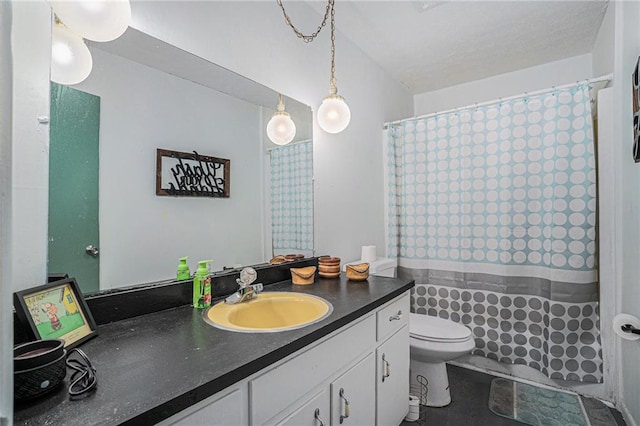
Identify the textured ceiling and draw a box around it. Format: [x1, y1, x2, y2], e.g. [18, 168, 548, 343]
[307, 1, 609, 94]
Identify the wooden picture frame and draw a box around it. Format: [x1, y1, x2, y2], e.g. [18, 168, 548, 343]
[633, 56, 640, 163]
[156, 148, 230, 197]
[13, 277, 98, 349]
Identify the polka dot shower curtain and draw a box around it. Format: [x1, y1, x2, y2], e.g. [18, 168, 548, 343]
[385, 84, 601, 383]
[270, 141, 314, 255]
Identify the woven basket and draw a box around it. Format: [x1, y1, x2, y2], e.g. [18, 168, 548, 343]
[291, 266, 317, 285]
[346, 263, 370, 281]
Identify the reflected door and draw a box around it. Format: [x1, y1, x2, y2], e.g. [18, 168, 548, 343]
[48, 83, 100, 292]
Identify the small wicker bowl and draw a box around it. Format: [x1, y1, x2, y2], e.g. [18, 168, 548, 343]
[269, 255, 288, 265]
[318, 264, 341, 274]
[291, 266, 317, 285]
[318, 256, 341, 266]
[346, 263, 370, 281]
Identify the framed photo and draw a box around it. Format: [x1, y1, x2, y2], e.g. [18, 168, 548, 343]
[13, 277, 98, 348]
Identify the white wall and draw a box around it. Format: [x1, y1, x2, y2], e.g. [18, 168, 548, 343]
[127, 1, 414, 263]
[414, 54, 593, 116]
[592, 1, 615, 77]
[10, 0, 50, 292]
[612, 1, 640, 424]
[75, 48, 264, 287]
[0, 0, 12, 419]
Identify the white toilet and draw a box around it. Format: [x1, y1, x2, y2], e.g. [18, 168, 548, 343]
[409, 313, 475, 407]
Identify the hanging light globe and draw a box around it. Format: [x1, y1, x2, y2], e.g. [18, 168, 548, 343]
[267, 111, 297, 146]
[48, 0, 131, 42]
[267, 94, 297, 145]
[317, 94, 351, 134]
[51, 23, 93, 85]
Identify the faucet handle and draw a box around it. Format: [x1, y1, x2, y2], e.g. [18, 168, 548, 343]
[238, 267, 257, 287]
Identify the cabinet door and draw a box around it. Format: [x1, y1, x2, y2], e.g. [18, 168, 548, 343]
[169, 389, 243, 425]
[276, 389, 330, 426]
[330, 353, 375, 426]
[376, 326, 409, 426]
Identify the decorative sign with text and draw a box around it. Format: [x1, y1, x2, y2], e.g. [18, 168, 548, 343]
[156, 148, 230, 197]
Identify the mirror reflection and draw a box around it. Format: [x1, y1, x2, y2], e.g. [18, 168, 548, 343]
[48, 28, 313, 294]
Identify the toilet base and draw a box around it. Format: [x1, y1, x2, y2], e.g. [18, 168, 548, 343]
[410, 359, 451, 407]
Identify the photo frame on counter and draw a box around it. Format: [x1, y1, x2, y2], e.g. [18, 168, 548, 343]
[13, 277, 98, 348]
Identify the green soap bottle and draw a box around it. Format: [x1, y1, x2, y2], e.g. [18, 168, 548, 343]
[193, 260, 213, 309]
[177, 257, 190, 281]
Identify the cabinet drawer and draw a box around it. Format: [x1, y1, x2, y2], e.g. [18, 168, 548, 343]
[250, 314, 376, 425]
[376, 292, 409, 342]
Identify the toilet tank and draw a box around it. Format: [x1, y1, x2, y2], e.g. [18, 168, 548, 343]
[343, 258, 397, 278]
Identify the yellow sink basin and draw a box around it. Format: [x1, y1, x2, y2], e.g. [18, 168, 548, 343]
[204, 292, 333, 332]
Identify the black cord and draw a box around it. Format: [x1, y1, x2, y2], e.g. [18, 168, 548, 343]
[66, 348, 97, 397]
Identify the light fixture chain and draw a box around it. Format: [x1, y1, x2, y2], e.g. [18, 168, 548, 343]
[329, 0, 337, 94]
[277, 0, 332, 43]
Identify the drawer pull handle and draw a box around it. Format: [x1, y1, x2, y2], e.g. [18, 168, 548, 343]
[314, 408, 325, 426]
[382, 354, 391, 382]
[339, 388, 350, 423]
[389, 310, 403, 321]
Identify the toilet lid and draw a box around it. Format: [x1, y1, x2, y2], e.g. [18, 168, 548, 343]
[409, 313, 472, 343]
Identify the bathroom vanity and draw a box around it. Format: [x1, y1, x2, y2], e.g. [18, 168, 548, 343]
[13, 274, 414, 425]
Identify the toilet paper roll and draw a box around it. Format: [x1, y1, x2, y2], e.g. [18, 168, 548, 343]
[404, 395, 420, 422]
[361, 245, 376, 263]
[613, 313, 640, 341]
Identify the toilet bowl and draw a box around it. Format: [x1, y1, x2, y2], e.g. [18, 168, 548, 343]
[409, 313, 475, 407]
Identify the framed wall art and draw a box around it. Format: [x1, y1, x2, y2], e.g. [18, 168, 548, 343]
[156, 148, 230, 197]
[632, 56, 640, 162]
[13, 277, 98, 348]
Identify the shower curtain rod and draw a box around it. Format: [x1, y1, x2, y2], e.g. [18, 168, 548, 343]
[383, 73, 613, 128]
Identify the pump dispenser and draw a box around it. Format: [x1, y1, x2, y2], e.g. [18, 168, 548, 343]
[193, 260, 213, 309]
[177, 257, 190, 281]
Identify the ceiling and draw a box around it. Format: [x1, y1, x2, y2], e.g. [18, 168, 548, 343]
[307, 1, 609, 94]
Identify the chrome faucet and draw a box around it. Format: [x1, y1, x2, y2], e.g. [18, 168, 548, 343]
[225, 267, 263, 304]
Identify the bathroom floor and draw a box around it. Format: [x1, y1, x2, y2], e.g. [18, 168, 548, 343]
[401, 364, 626, 426]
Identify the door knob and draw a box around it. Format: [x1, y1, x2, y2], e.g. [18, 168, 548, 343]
[85, 245, 99, 257]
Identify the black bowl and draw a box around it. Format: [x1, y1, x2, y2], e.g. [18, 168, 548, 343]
[14, 350, 67, 401]
[14, 339, 65, 371]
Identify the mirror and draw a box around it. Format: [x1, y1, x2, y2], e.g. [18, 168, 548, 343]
[48, 28, 314, 293]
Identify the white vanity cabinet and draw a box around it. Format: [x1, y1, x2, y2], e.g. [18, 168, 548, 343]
[165, 291, 410, 426]
[376, 326, 410, 426]
[277, 389, 330, 426]
[330, 352, 376, 425]
[165, 388, 245, 426]
[375, 294, 410, 426]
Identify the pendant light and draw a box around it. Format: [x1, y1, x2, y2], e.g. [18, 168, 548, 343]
[48, 0, 131, 42]
[267, 94, 297, 146]
[51, 20, 93, 85]
[277, 0, 350, 135]
[316, 1, 351, 134]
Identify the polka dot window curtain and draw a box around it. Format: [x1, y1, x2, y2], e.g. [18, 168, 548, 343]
[270, 141, 313, 254]
[385, 84, 602, 383]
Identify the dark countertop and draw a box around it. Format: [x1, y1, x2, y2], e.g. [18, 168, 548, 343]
[14, 274, 414, 425]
